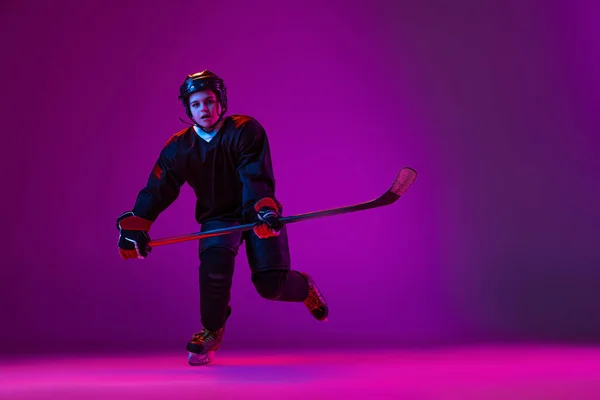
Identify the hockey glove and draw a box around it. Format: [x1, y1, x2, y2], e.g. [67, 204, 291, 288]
[116, 211, 152, 260]
[253, 197, 282, 239]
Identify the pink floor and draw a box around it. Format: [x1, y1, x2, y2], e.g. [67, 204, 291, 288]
[2, 345, 600, 399]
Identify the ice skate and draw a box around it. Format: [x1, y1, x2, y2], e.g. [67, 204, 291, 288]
[300, 272, 328, 321]
[187, 307, 231, 366]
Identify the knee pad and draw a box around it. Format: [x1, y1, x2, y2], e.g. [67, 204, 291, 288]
[251, 270, 287, 300]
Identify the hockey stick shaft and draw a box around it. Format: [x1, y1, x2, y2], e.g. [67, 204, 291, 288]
[149, 202, 379, 247]
[145, 167, 417, 247]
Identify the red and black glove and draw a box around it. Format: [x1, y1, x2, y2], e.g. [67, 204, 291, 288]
[253, 198, 282, 239]
[116, 212, 152, 260]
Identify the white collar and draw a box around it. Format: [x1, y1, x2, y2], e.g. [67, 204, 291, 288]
[193, 116, 225, 142]
[193, 125, 219, 142]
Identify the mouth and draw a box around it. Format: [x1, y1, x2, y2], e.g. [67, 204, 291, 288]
[200, 115, 211, 121]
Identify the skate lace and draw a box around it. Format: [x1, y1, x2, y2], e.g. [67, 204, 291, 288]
[192, 328, 219, 344]
[305, 287, 324, 310]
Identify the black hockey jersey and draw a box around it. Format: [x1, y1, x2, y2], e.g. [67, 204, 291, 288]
[132, 115, 279, 224]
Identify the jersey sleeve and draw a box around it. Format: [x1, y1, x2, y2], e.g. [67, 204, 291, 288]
[236, 118, 278, 222]
[132, 138, 186, 222]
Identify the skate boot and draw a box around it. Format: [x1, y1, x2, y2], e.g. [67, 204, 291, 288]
[300, 272, 328, 321]
[187, 306, 231, 366]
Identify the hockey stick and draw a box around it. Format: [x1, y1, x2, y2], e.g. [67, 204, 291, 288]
[119, 167, 417, 247]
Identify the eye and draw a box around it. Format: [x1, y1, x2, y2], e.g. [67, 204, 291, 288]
[207, 100, 215, 105]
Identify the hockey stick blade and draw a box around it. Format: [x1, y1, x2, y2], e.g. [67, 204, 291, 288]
[277, 166, 417, 225]
[122, 167, 417, 247]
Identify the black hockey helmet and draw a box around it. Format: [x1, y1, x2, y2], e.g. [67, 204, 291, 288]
[178, 70, 228, 121]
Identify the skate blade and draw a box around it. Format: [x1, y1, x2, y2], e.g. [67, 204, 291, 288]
[188, 350, 215, 366]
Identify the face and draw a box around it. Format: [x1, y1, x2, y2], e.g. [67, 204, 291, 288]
[189, 90, 222, 129]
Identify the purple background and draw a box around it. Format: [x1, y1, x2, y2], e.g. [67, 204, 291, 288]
[2, 0, 599, 354]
